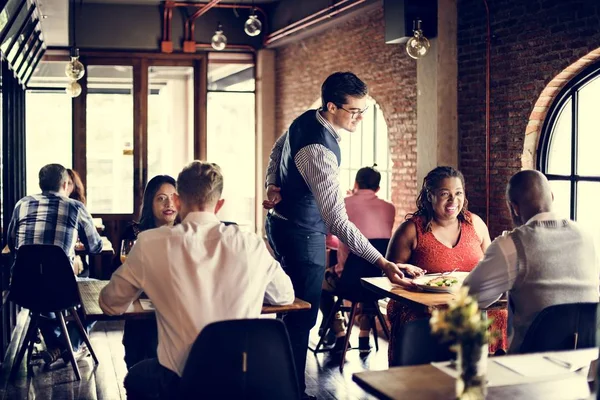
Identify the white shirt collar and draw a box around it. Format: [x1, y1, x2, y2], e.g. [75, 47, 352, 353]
[182, 211, 221, 224]
[525, 211, 561, 225]
[315, 109, 341, 143]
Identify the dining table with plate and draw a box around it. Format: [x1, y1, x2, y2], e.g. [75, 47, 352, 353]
[361, 273, 506, 310]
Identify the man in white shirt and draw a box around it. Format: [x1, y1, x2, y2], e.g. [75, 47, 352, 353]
[99, 161, 295, 399]
[464, 170, 599, 353]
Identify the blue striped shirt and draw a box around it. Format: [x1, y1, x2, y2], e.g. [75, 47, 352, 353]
[266, 110, 382, 265]
[7, 192, 103, 263]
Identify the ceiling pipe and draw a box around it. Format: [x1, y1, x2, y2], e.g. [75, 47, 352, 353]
[161, 1, 268, 53]
[188, 3, 268, 44]
[265, 0, 368, 46]
[195, 43, 255, 52]
[267, 0, 354, 39]
[186, 0, 222, 41]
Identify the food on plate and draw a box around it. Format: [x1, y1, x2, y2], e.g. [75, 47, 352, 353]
[426, 276, 459, 287]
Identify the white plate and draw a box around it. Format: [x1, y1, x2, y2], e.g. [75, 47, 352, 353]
[413, 271, 470, 293]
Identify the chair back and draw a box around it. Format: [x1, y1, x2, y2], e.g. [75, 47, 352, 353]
[9, 245, 80, 312]
[391, 318, 454, 367]
[519, 302, 598, 354]
[336, 238, 389, 302]
[179, 319, 300, 400]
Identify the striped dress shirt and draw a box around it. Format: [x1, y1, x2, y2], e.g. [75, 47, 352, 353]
[7, 191, 103, 263]
[266, 110, 381, 265]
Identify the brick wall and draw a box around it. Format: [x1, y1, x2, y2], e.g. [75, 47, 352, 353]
[275, 6, 417, 225]
[458, 0, 600, 237]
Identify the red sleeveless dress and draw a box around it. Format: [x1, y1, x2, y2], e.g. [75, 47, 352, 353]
[387, 214, 507, 363]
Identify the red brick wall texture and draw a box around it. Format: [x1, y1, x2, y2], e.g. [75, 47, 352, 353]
[275, 1, 600, 237]
[274, 6, 417, 226]
[458, 0, 600, 237]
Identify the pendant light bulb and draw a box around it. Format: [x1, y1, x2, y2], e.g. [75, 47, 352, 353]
[65, 48, 85, 80]
[406, 19, 431, 60]
[244, 11, 262, 37]
[65, 81, 82, 98]
[211, 23, 227, 51]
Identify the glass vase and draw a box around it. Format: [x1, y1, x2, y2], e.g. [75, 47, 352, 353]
[456, 342, 487, 400]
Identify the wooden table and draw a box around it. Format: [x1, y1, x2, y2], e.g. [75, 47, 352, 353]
[78, 280, 311, 320]
[361, 277, 507, 309]
[76, 237, 115, 280]
[353, 349, 597, 400]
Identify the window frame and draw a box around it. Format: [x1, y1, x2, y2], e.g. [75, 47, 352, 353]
[338, 101, 392, 201]
[537, 61, 600, 220]
[67, 52, 207, 219]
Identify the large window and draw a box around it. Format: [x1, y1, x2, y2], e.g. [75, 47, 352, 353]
[148, 66, 194, 179]
[206, 54, 255, 231]
[86, 65, 134, 214]
[538, 62, 600, 250]
[26, 62, 73, 195]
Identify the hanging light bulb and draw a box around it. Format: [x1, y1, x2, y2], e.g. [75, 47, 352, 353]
[211, 23, 227, 51]
[65, 81, 82, 98]
[406, 19, 431, 59]
[65, 48, 85, 81]
[244, 10, 262, 37]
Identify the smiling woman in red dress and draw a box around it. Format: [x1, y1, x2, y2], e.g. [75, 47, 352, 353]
[386, 166, 507, 366]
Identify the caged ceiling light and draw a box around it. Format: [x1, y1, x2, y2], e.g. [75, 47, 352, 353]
[244, 8, 262, 37]
[211, 23, 227, 51]
[65, 0, 85, 97]
[405, 19, 431, 59]
[65, 48, 85, 81]
[65, 81, 82, 98]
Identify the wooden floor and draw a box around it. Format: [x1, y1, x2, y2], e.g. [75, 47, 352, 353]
[0, 311, 386, 399]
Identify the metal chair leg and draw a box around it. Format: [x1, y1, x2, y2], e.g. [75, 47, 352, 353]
[310, 297, 343, 354]
[339, 302, 359, 373]
[25, 314, 39, 372]
[69, 308, 99, 365]
[371, 315, 379, 352]
[11, 313, 37, 377]
[57, 312, 81, 380]
[375, 303, 391, 340]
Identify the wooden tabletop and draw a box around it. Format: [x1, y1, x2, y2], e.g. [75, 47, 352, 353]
[78, 280, 311, 321]
[361, 277, 457, 308]
[353, 356, 593, 400]
[361, 277, 507, 309]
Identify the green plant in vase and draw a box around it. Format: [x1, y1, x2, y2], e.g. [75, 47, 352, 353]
[430, 286, 496, 400]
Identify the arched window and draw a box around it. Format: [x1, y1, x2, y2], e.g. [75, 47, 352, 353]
[538, 62, 600, 248]
[311, 97, 392, 200]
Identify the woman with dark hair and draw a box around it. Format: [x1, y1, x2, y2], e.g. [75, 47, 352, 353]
[66, 169, 86, 204]
[386, 166, 507, 365]
[121, 174, 177, 370]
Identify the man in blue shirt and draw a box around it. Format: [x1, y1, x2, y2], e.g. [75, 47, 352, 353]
[8, 163, 102, 366]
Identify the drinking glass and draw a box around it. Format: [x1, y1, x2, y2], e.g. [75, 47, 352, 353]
[120, 239, 136, 263]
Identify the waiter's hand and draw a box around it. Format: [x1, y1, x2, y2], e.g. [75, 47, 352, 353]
[402, 264, 426, 278]
[377, 257, 419, 289]
[263, 184, 282, 210]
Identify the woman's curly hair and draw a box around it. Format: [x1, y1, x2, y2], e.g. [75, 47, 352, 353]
[406, 166, 471, 231]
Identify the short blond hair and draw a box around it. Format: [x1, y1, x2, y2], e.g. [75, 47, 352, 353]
[177, 161, 224, 206]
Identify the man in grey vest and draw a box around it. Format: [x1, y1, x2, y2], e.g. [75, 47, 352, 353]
[263, 72, 423, 399]
[464, 170, 599, 353]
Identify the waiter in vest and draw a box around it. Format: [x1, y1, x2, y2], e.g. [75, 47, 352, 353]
[263, 72, 424, 399]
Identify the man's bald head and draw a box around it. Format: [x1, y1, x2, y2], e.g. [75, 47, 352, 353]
[506, 170, 553, 226]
